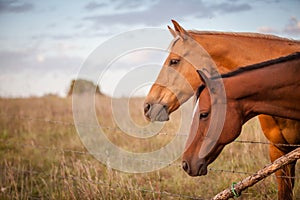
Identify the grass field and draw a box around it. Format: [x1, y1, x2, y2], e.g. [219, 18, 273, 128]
[0, 95, 299, 199]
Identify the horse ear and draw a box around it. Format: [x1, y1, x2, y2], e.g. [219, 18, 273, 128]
[197, 69, 211, 85]
[197, 69, 219, 94]
[168, 25, 177, 38]
[171, 19, 189, 40]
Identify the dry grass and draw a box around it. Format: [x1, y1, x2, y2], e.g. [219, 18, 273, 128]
[0, 95, 299, 199]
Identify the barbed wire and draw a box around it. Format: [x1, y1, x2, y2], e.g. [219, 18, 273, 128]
[2, 112, 300, 177]
[2, 142, 299, 180]
[1, 113, 300, 147]
[1, 148, 299, 200]
[2, 111, 300, 178]
[1, 112, 300, 199]
[1, 166, 205, 200]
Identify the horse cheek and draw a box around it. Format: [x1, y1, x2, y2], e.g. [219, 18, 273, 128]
[224, 115, 242, 144]
[232, 116, 242, 142]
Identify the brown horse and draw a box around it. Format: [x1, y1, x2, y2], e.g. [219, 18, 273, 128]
[182, 52, 300, 196]
[144, 20, 300, 199]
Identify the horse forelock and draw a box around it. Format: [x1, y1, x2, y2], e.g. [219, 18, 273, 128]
[168, 36, 181, 51]
[195, 84, 206, 100]
[191, 84, 206, 120]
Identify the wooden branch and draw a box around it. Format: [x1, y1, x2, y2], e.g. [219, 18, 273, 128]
[212, 147, 300, 200]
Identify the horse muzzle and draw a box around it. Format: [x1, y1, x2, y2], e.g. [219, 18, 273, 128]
[182, 160, 208, 176]
[144, 103, 169, 122]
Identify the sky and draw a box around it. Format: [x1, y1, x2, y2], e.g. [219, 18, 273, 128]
[0, 0, 300, 97]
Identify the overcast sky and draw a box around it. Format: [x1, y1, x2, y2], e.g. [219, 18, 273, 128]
[0, 0, 300, 97]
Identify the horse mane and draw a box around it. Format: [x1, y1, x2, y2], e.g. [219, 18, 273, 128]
[188, 30, 300, 43]
[195, 84, 206, 101]
[195, 52, 300, 105]
[214, 52, 300, 79]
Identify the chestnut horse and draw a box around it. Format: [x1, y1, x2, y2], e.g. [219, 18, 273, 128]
[183, 52, 300, 197]
[144, 20, 300, 199]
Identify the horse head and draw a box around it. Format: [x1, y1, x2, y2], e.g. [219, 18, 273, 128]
[182, 70, 243, 176]
[144, 20, 216, 122]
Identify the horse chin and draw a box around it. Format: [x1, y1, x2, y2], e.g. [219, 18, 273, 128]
[145, 104, 169, 122]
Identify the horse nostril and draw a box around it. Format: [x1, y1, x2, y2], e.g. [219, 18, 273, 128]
[144, 103, 151, 113]
[182, 161, 189, 172]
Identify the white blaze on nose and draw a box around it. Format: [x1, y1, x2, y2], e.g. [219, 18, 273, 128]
[191, 98, 199, 125]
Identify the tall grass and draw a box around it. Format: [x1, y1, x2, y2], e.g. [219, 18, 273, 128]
[0, 96, 299, 199]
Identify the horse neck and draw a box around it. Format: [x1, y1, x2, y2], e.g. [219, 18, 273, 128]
[190, 32, 300, 71]
[223, 57, 300, 121]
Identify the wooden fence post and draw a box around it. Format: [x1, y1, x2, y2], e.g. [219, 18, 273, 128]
[212, 147, 300, 200]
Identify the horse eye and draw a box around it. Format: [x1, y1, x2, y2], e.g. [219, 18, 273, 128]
[169, 59, 180, 66]
[199, 112, 209, 120]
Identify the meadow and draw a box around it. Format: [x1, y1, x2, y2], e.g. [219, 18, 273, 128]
[0, 95, 299, 199]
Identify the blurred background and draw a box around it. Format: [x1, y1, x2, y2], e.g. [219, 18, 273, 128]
[1, 1, 300, 199]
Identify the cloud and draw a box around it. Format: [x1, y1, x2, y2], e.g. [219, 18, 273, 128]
[31, 29, 115, 41]
[0, 0, 34, 13]
[0, 49, 83, 97]
[257, 17, 300, 37]
[210, 2, 251, 13]
[83, 0, 252, 27]
[0, 71, 73, 97]
[257, 26, 278, 34]
[32, 33, 76, 40]
[85, 0, 147, 11]
[0, 49, 82, 73]
[84, 1, 107, 11]
[283, 17, 300, 36]
[113, 0, 147, 10]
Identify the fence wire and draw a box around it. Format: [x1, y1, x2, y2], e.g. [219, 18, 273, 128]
[2, 140, 299, 180]
[1, 112, 300, 199]
[2, 113, 300, 147]
[1, 166, 204, 200]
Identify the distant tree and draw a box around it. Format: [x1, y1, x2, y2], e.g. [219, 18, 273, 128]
[43, 93, 59, 98]
[67, 79, 103, 96]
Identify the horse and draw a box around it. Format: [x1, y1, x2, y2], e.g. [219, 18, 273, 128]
[144, 20, 300, 199]
[182, 52, 300, 197]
